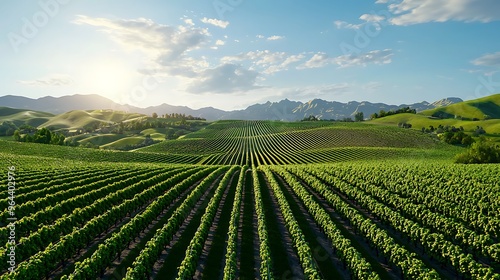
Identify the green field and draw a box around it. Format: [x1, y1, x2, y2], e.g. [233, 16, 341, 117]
[0, 119, 499, 280]
[422, 94, 500, 120]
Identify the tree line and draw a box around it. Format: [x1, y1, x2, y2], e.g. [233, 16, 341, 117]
[370, 107, 416, 119]
[14, 127, 65, 145]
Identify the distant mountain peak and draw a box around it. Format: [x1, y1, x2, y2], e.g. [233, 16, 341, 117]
[0, 93, 466, 121]
[431, 97, 463, 108]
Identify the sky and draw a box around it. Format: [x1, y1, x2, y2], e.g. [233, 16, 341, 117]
[1, 0, 500, 111]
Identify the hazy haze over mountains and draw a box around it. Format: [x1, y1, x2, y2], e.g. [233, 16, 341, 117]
[0, 94, 463, 121]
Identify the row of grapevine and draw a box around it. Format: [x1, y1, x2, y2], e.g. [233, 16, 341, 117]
[223, 166, 247, 280]
[260, 167, 321, 279]
[270, 166, 379, 279]
[252, 168, 273, 279]
[123, 166, 230, 279]
[177, 166, 240, 279]
[64, 166, 218, 279]
[0, 167, 174, 243]
[327, 168, 498, 263]
[0, 168, 147, 220]
[286, 166, 440, 279]
[307, 167, 499, 279]
[0, 167, 200, 278]
[182, 120, 440, 166]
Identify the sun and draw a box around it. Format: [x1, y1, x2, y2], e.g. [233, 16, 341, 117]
[80, 58, 137, 98]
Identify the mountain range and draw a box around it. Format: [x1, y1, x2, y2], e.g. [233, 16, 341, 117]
[0, 94, 463, 121]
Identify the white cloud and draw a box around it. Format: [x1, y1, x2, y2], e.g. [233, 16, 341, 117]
[186, 64, 260, 94]
[334, 20, 361, 30]
[298, 49, 394, 69]
[200, 17, 229, 28]
[183, 18, 194, 26]
[334, 49, 393, 68]
[73, 15, 266, 94]
[222, 50, 305, 74]
[267, 35, 285, 41]
[386, 0, 500, 25]
[359, 14, 386, 22]
[256, 34, 265, 39]
[18, 74, 73, 86]
[265, 54, 305, 74]
[73, 15, 210, 78]
[471, 52, 500, 67]
[335, 14, 386, 31]
[282, 83, 351, 99]
[297, 53, 331, 69]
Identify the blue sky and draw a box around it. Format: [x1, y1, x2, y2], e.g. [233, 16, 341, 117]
[1, 0, 500, 110]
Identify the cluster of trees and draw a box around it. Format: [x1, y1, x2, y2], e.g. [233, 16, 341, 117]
[301, 115, 320, 121]
[421, 125, 474, 146]
[152, 112, 205, 120]
[398, 122, 412, 128]
[441, 131, 474, 146]
[0, 121, 17, 136]
[301, 112, 365, 122]
[455, 138, 500, 164]
[370, 107, 416, 120]
[110, 118, 205, 134]
[13, 127, 65, 145]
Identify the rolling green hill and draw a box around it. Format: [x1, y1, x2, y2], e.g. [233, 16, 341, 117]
[369, 113, 500, 134]
[422, 93, 500, 120]
[369, 94, 500, 138]
[0, 107, 54, 127]
[40, 109, 145, 130]
[140, 120, 457, 165]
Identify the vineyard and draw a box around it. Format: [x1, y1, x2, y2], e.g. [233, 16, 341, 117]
[1, 120, 498, 279]
[141, 120, 457, 165]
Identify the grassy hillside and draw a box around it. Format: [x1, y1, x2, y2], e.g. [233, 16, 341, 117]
[100, 136, 146, 149]
[0, 107, 54, 127]
[140, 128, 170, 140]
[77, 133, 127, 146]
[0, 139, 202, 165]
[422, 93, 500, 120]
[41, 109, 145, 130]
[369, 113, 500, 135]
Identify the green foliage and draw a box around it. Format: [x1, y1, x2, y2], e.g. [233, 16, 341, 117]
[15, 127, 65, 145]
[301, 115, 319, 121]
[0, 121, 17, 136]
[370, 107, 416, 119]
[423, 94, 500, 120]
[354, 111, 364, 122]
[455, 138, 500, 164]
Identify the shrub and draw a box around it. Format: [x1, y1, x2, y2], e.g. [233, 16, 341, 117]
[455, 138, 500, 164]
